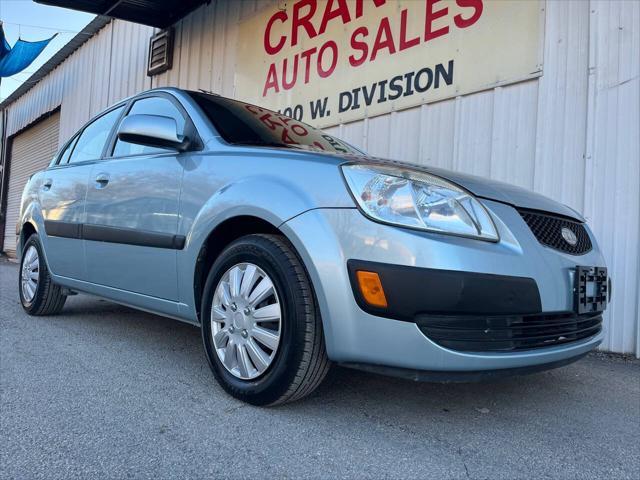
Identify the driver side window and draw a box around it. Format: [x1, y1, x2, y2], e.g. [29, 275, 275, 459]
[112, 96, 187, 157]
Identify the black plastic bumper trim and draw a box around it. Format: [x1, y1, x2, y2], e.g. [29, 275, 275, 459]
[341, 351, 591, 383]
[347, 260, 542, 321]
[415, 311, 603, 352]
[44, 220, 185, 250]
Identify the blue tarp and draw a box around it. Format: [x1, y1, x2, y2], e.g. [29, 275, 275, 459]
[1, 26, 10, 59]
[0, 23, 55, 78]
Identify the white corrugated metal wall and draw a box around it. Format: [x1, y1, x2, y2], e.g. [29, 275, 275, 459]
[2, 0, 638, 355]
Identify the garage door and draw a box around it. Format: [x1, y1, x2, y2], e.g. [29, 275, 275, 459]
[2, 112, 60, 257]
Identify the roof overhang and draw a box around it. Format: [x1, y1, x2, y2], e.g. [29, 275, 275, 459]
[34, 0, 208, 29]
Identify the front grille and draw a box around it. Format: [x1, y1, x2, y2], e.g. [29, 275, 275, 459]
[518, 209, 592, 255]
[417, 312, 602, 352]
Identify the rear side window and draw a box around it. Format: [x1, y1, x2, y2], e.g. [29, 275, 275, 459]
[57, 135, 79, 165]
[112, 96, 186, 157]
[68, 105, 124, 164]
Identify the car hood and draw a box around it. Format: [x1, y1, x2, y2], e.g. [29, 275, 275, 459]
[344, 156, 585, 222]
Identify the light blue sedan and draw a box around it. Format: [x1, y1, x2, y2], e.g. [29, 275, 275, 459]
[17, 88, 610, 405]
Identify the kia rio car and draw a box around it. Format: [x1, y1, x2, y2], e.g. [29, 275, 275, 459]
[17, 88, 610, 405]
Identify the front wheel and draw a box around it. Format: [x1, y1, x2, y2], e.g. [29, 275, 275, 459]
[201, 234, 329, 406]
[19, 234, 66, 315]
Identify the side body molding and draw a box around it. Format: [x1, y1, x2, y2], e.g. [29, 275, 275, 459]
[43, 220, 186, 250]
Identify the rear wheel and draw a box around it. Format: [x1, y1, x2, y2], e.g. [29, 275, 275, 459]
[19, 234, 66, 315]
[201, 234, 329, 406]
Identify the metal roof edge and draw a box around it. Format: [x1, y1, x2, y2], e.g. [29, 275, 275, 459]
[0, 15, 111, 110]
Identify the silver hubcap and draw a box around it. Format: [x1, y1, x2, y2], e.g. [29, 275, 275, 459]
[21, 245, 39, 302]
[211, 262, 282, 380]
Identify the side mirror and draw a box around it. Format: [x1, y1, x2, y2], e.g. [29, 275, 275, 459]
[117, 114, 191, 152]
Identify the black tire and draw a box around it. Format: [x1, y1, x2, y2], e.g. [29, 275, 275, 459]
[19, 233, 67, 316]
[201, 234, 330, 406]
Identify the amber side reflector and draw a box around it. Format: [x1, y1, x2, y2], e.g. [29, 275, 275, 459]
[356, 270, 388, 308]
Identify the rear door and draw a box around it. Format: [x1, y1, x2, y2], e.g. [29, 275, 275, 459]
[40, 105, 125, 280]
[84, 94, 188, 301]
[3, 112, 59, 257]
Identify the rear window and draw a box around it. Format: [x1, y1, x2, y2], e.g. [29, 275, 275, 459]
[188, 92, 363, 155]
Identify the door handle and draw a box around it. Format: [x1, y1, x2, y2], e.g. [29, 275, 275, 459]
[42, 179, 53, 191]
[94, 173, 110, 189]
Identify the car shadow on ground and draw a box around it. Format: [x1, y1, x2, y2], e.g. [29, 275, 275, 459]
[55, 293, 602, 414]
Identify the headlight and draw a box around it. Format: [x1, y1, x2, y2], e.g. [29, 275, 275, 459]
[341, 164, 499, 241]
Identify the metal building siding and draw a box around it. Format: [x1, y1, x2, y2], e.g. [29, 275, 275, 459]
[583, 0, 640, 354]
[3, 20, 154, 144]
[108, 21, 153, 105]
[533, 0, 591, 213]
[151, 0, 243, 95]
[3, 112, 60, 255]
[0, 0, 638, 354]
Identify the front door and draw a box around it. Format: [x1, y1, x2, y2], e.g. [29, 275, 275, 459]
[84, 95, 188, 301]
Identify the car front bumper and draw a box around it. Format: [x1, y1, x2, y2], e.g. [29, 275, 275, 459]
[280, 199, 606, 376]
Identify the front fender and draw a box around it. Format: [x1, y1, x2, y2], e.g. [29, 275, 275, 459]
[176, 175, 323, 318]
[186, 174, 318, 247]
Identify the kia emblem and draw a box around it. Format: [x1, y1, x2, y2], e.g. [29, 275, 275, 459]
[561, 227, 578, 246]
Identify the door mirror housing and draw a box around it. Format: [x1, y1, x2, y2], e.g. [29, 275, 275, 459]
[117, 114, 191, 152]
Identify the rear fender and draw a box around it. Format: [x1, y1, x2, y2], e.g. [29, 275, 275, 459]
[16, 202, 50, 269]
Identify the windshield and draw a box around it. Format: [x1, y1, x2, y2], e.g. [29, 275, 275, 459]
[188, 92, 364, 155]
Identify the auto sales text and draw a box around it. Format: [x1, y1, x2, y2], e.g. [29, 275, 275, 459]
[262, 0, 482, 96]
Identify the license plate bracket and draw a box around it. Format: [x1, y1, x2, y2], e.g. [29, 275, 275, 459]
[574, 266, 608, 314]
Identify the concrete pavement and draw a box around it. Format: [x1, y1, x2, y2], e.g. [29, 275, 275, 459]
[1, 258, 639, 479]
